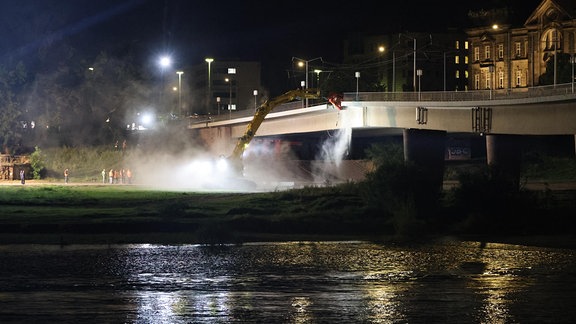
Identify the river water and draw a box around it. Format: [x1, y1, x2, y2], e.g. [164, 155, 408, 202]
[0, 240, 575, 323]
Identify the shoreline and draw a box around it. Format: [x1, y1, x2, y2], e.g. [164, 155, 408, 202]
[1, 232, 575, 250]
[1, 180, 575, 249]
[4, 179, 576, 190]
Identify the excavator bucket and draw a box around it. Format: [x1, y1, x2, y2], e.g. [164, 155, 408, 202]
[327, 93, 343, 110]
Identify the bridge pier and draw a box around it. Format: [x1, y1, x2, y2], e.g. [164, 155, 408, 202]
[485, 134, 522, 191]
[403, 129, 447, 217]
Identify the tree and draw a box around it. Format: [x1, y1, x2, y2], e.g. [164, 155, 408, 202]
[29, 146, 46, 179]
[0, 61, 27, 154]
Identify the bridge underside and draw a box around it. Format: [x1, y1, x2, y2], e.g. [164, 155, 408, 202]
[189, 99, 576, 190]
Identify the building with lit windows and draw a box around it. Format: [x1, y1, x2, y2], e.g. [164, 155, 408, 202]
[343, 31, 470, 93]
[187, 60, 261, 116]
[343, 0, 575, 93]
[467, 0, 575, 89]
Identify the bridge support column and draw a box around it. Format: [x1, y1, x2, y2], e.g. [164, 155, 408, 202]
[403, 129, 447, 218]
[486, 134, 522, 191]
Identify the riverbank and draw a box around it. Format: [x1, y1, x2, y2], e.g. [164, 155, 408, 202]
[1, 231, 575, 250]
[1, 180, 575, 249]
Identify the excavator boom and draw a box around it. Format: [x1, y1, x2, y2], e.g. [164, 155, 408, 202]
[228, 88, 320, 163]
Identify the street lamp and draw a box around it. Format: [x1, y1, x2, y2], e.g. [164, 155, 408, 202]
[225, 78, 232, 119]
[489, 65, 494, 99]
[253, 90, 258, 111]
[205, 58, 214, 115]
[417, 69, 423, 100]
[313, 69, 321, 88]
[292, 56, 322, 107]
[571, 54, 575, 93]
[412, 38, 417, 92]
[300, 81, 305, 107]
[378, 45, 385, 87]
[313, 69, 332, 90]
[158, 55, 172, 110]
[216, 97, 221, 115]
[176, 71, 183, 117]
[355, 71, 360, 101]
[226, 67, 236, 119]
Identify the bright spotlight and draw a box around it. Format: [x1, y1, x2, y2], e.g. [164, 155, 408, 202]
[216, 157, 229, 172]
[159, 56, 171, 68]
[140, 112, 154, 129]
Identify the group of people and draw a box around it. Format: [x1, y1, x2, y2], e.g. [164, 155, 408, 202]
[103, 168, 132, 184]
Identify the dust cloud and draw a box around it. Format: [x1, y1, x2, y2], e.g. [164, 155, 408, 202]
[311, 128, 352, 185]
[123, 127, 354, 192]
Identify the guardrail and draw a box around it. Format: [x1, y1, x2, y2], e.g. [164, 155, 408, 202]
[190, 83, 576, 125]
[343, 82, 576, 102]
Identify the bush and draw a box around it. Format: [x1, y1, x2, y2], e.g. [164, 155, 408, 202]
[41, 146, 124, 181]
[29, 146, 46, 180]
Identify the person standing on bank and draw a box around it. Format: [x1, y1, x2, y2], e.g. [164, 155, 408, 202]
[64, 168, 69, 184]
[20, 169, 25, 184]
[101, 168, 106, 183]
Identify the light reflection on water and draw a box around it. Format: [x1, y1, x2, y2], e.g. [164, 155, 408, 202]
[0, 241, 575, 323]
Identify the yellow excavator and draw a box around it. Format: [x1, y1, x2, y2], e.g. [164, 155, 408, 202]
[208, 88, 343, 190]
[225, 88, 322, 176]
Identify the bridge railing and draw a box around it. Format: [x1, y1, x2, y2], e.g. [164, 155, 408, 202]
[190, 83, 576, 125]
[343, 82, 576, 102]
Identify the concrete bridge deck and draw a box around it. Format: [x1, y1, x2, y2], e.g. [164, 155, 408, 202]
[189, 83, 576, 138]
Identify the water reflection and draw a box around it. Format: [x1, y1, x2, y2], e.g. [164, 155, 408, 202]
[0, 241, 574, 323]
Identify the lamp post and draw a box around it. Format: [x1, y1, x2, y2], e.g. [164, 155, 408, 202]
[205, 58, 214, 115]
[355, 72, 360, 101]
[392, 51, 396, 92]
[226, 78, 232, 119]
[443, 52, 447, 92]
[216, 97, 221, 115]
[225, 67, 236, 119]
[253, 90, 258, 111]
[553, 30, 557, 87]
[158, 55, 171, 111]
[417, 69, 423, 100]
[378, 45, 385, 88]
[489, 65, 494, 99]
[412, 38, 417, 92]
[313, 69, 321, 88]
[176, 71, 183, 117]
[292, 56, 322, 107]
[300, 81, 305, 107]
[313, 69, 333, 87]
[571, 54, 575, 93]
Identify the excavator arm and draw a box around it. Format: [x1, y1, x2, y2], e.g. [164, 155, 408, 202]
[227, 88, 320, 172]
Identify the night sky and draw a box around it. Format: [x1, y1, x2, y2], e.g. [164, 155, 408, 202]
[0, 0, 542, 79]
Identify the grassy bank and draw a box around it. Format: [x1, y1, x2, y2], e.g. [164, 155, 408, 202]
[0, 184, 390, 245]
[1, 181, 575, 247]
[3, 144, 575, 246]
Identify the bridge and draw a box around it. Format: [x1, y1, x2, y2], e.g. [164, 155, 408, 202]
[188, 83, 576, 190]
